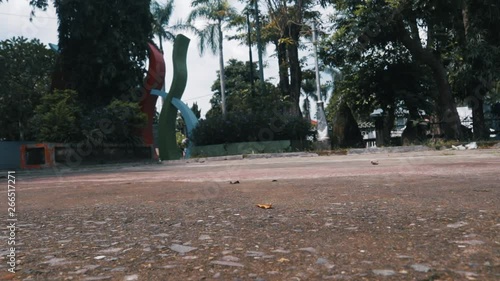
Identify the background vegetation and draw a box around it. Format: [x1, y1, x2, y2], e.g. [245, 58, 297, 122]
[0, 0, 498, 148]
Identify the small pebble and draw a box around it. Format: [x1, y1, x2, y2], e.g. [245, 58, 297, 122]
[123, 275, 139, 281]
[372, 269, 396, 276]
[411, 264, 431, 273]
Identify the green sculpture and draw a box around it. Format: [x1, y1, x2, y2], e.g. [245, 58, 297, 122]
[152, 34, 198, 160]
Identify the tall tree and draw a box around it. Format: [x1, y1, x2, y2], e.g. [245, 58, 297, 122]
[30, 89, 83, 143]
[264, 0, 320, 116]
[453, 0, 500, 139]
[321, 0, 465, 140]
[245, 6, 256, 97]
[150, 0, 176, 52]
[52, 0, 153, 108]
[227, 3, 256, 96]
[188, 0, 237, 116]
[252, 0, 266, 93]
[0, 37, 56, 141]
[206, 59, 281, 118]
[190, 102, 202, 119]
[228, 1, 269, 97]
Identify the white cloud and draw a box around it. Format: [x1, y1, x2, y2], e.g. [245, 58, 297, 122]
[0, 0, 58, 43]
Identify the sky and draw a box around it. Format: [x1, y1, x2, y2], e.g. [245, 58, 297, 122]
[0, 0, 330, 118]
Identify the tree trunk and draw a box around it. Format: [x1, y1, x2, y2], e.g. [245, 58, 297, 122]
[472, 96, 487, 139]
[374, 117, 384, 147]
[18, 120, 24, 141]
[218, 20, 226, 116]
[383, 106, 395, 145]
[246, 9, 255, 97]
[276, 40, 290, 100]
[253, 0, 265, 95]
[469, 84, 488, 140]
[303, 97, 311, 122]
[159, 33, 163, 53]
[287, 22, 302, 117]
[332, 102, 364, 148]
[462, 3, 488, 140]
[432, 63, 462, 140]
[396, 19, 462, 140]
[402, 101, 426, 144]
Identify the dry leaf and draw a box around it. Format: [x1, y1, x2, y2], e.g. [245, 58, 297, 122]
[256, 204, 273, 209]
[277, 258, 289, 263]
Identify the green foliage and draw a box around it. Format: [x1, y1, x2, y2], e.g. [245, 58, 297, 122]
[31, 89, 82, 143]
[206, 59, 285, 118]
[105, 100, 148, 143]
[0, 37, 56, 141]
[321, 0, 500, 140]
[188, 0, 238, 115]
[28, 0, 49, 10]
[301, 68, 335, 120]
[152, 111, 160, 124]
[53, 0, 153, 108]
[190, 102, 202, 119]
[150, 0, 176, 51]
[192, 112, 312, 146]
[188, 0, 237, 55]
[176, 131, 187, 149]
[175, 113, 186, 134]
[80, 100, 148, 144]
[449, 0, 500, 101]
[262, 0, 322, 116]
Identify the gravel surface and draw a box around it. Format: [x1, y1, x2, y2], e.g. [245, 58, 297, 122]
[1, 149, 499, 280]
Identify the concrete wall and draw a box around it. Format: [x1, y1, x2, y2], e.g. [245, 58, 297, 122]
[191, 140, 293, 158]
[0, 141, 35, 170]
[1, 142, 154, 170]
[53, 144, 154, 166]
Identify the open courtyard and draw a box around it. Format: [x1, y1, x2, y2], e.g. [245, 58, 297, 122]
[1, 149, 499, 280]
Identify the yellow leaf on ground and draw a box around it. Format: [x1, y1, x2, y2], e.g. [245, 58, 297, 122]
[256, 204, 273, 209]
[277, 258, 290, 263]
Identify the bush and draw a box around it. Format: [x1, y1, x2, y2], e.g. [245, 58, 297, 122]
[30, 89, 83, 142]
[191, 112, 312, 146]
[80, 99, 147, 144]
[31, 90, 147, 144]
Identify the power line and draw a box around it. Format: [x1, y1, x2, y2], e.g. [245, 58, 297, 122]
[0, 12, 57, 20]
[183, 93, 213, 102]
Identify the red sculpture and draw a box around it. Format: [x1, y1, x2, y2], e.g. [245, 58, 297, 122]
[139, 43, 166, 145]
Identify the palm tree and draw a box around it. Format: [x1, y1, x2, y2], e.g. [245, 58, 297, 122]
[188, 0, 236, 116]
[252, 0, 265, 92]
[226, 3, 256, 96]
[321, 66, 343, 98]
[150, 0, 176, 52]
[228, 1, 266, 97]
[301, 67, 340, 120]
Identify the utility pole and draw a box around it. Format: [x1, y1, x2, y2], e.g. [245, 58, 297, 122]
[246, 6, 255, 97]
[312, 20, 330, 144]
[313, 21, 322, 105]
[253, 0, 265, 95]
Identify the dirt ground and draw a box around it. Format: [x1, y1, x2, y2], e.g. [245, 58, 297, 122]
[1, 149, 499, 281]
